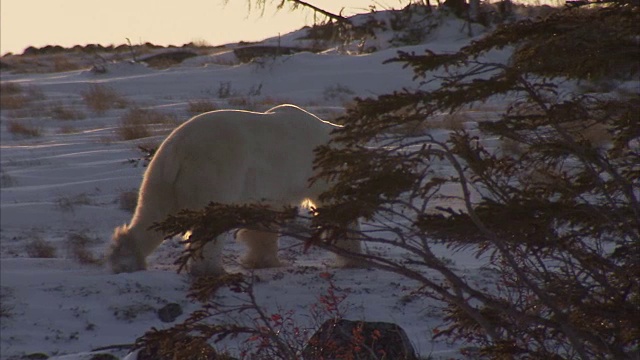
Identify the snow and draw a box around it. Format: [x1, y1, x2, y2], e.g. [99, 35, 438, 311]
[1, 11, 500, 360]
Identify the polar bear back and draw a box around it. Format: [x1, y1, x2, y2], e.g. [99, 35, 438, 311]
[140, 104, 337, 212]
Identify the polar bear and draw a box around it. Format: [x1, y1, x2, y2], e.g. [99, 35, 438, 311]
[108, 104, 362, 276]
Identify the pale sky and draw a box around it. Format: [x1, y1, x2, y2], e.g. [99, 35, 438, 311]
[0, 0, 379, 55]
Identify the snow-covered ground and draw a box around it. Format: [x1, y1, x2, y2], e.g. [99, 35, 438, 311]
[1, 11, 502, 360]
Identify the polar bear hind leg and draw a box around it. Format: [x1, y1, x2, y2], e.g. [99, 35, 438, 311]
[331, 222, 366, 268]
[235, 229, 281, 269]
[185, 233, 227, 276]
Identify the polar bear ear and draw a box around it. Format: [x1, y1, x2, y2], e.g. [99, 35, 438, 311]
[107, 226, 146, 273]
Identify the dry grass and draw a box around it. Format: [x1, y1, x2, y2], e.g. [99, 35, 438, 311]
[117, 108, 177, 140]
[0, 82, 22, 95]
[50, 104, 86, 120]
[187, 99, 218, 115]
[65, 232, 102, 265]
[0, 97, 29, 111]
[6, 120, 42, 138]
[55, 193, 92, 212]
[81, 84, 128, 114]
[25, 237, 57, 258]
[1, 82, 29, 110]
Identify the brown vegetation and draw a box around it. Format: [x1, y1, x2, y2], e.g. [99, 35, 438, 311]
[81, 84, 128, 114]
[187, 99, 218, 115]
[50, 104, 86, 120]
[65, 232, 102, 265]
[25, 237, 57, 258]
[5, 120, 42, 138]
[117, 108, 177, 140]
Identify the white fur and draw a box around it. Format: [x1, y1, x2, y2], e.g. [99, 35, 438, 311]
[108, 105, 362, 275]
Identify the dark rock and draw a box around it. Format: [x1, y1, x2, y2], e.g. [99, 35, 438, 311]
[157, 302, 183, 323]
[302, 319, 418, 360]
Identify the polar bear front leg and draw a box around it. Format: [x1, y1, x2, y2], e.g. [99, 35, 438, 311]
[108, 225, 158, 273]
[187, 235, 226, 277]
[236, 229, 281, 269]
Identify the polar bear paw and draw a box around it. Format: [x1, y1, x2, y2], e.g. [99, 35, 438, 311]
[108, 226, 146, 273]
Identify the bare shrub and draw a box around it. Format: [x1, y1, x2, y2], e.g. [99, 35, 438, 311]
[55, 193, 92, 212]
[0, 82, 22, 95]
[217, 81, 236, 98]
[117, 108, 177, 141]
[187, 99, 218, 115]
[119, 189, 138, 213]
[0, 93, 29, 110]
[65, 232, 102, 265]
[81, 84, 128, 114]
[0, 82, 30, 110]
[5, 120, 42, 138]
[50, 104, 86, 120]
[117, 110, 151, 140]
[25, 237, 57, 258]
